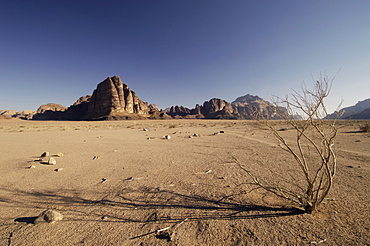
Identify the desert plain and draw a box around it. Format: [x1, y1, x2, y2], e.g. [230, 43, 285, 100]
[0, 119, 369, 245]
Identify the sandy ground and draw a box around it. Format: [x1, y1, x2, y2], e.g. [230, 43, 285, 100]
[0, 119, 369, 246]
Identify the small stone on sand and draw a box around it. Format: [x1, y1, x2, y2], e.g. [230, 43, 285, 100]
[40, 151, 49, 157]
[40, 158, 49, 164]
[48, 157, 57, 165]
[34, 209, 63, 224]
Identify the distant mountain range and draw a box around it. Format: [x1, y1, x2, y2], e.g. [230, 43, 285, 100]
[30, 76, 283, 120]
[328, 98, 370, 119]
[165, 94, 282, 119]
[1, 75, 369, 120]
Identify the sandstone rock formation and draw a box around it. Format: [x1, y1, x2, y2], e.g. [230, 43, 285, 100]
[62, 95, 92, 120]
[33, 103, 67, 120]
[85, 76, 151, 120]
[165, 95, 282, 119]
[202, 98, 235, 118]
[36, 103, 67, 114]
[231, 94, 282, 119]
[167, 106, 191, 117]
[0, 109, 36, 119]
[32, 76, 167, 120]
[31, 75, 288, 120]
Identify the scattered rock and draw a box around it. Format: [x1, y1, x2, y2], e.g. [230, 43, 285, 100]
[143, 128, 148, 131]
[39, 157, 56, 165]
[55, 152, 64, 157]
[164, 135, 171, 139]
[355, 140, 361, 142]
[27, 165, 36, 169]
[54, 168, 63, 172]
[156, 231, 172, 242]
[34, 209, 63, 224]
[39, 158, 49, 164]
[220, 131, 225, 133]
[101, 178, 107, 183]
[48, 157, 57, 165]
[195, 169, 212, 175]
[93, 156, 98, 160]
[40, 152, 50, 157]
[346, 165, 354, 168]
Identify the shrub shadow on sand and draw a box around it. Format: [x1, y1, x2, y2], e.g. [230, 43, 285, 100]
[1, 186, 302, 225]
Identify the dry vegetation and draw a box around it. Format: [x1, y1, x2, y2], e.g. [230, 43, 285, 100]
[360, 123, 370, 133]
[241, 78, 342, 214]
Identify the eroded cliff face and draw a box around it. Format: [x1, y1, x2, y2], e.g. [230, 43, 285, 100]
[33, 103, 67, 120]
[33, 76, 162, 120]
[202, 98, 235, 118]
[31, 76, 286, 120]
[86, 76, 151, 119]
[231, 94, 282, 119]
[0, 109, 36, 120]
[165, 96, 282, 119]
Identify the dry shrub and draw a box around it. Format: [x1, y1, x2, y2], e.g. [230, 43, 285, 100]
[359, 123, 370, 132]
[236, 73, 342, 213]
[168, 124, 177, 129]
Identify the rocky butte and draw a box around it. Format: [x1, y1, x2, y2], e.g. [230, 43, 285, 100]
[33, 76, 167, 120]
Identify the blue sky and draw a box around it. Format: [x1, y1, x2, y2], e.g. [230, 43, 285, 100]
[1, 0, 369, 113]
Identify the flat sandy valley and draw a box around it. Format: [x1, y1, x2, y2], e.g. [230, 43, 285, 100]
[0, 119, 369, 245]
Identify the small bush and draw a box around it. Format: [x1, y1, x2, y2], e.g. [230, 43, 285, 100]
[360, 123, 370, 132]
[168, 124, 177, 129]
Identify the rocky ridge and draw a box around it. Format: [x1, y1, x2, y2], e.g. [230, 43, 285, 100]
[328, 98, 370, 119]
[166, 94, 282, 119]
[33, 76, 166, 120]
[3, 75, 339, 121]
[0, 109, 36, 120]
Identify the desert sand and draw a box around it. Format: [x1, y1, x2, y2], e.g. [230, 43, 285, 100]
[0, 119, 369, 245]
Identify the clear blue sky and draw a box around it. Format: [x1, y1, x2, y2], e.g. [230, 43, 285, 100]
[1, 0, 369, 113]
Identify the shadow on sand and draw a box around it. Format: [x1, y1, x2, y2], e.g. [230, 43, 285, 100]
[1, 186, 303, 225]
